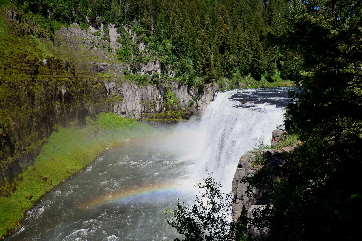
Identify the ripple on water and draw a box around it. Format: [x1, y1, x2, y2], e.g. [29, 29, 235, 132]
[107, 235, 121, 241]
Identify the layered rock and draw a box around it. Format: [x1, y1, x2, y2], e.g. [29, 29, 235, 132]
[104, 80, 218, 119]
[0, 69, 218, 196]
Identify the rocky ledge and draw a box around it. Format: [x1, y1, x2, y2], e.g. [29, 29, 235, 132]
[232, 130, 294, 238]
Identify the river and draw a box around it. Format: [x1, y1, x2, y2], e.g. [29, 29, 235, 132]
[7, 87, 293, 241]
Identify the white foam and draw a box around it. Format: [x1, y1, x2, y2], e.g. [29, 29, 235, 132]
[177, 91, 285, 192]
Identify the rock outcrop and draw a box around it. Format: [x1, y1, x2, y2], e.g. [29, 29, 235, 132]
[232, 152, 258, 220]
[232, 131, 291, 238]
[55, 23, 165, 77]
[0, 63, 218, 196]
[104, 80, 218, 119]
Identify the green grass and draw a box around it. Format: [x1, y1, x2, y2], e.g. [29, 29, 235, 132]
[274, 133, 300, 149]
[0, 113, 153, 238]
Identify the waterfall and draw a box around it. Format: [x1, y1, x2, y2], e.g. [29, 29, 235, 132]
[182, 90, 286, 192]
[7, 88, 291, 241]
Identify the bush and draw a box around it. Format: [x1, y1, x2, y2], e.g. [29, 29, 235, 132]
[166, 175, 234, 241]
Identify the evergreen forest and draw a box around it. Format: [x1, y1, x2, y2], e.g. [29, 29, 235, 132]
[0, 0, 361, 240]
[11, 0, 299, 87]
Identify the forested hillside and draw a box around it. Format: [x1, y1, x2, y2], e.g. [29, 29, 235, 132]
[0, 0, 294, 206]
[12, 0, 298, 87]
[0, 0, 361, 240]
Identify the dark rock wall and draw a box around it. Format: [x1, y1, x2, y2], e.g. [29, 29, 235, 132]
[0, 57, 111, 195]
[0, 14, 219, 195]
[0, 58, 218, 195]
[232, 131, 289, 238]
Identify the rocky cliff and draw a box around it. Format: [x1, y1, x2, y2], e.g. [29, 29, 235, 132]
[0, 7, 219, 195]
[232, 130, 291, 238]
[105, 80, 218, 119]
[0, 64, 218, 196]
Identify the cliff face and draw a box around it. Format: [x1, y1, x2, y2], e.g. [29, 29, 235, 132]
[232, 130, 290, 238]
[232, 152, 258, 221]
[0, 55, 111, 195]
[232, 149, 288, 215]
[0, 64, 218, 196]
[0, 7, 219, 195]
[105, 80, 218, 119]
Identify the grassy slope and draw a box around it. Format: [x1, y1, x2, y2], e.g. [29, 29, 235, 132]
[0, 3, 153, 237]
[0, 113, 153, 238]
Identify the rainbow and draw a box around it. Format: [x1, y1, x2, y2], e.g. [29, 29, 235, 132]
[78, 182, 185, 210]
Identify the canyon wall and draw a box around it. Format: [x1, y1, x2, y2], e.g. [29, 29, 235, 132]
[232, 130, 291, 238]
[0, 68, 218, 195]
[0, 10, 219, 195]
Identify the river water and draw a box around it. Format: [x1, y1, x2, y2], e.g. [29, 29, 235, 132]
[7, 87, 293, 241]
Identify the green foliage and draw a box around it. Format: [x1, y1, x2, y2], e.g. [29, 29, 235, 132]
[250, 142, 270, 168]
[244, 1, 362, 240]
[10, 0, 297, 88]
[116, 45, 132, 63]
[92, 30, 101, 36]
[124, 73, 150, 85]
[102, 24, 110, 41]
[166, 175, 234, 241]
[163, 87, 187, 119]
[115, 26, 142, 65]
[225, 74, 293, 90]
[273, 133, 299, 149]
[0, 113, 153, 238]
[164, 88, 179, 111]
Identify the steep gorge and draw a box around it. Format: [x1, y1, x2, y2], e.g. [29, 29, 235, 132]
[0, 5, 219, 195]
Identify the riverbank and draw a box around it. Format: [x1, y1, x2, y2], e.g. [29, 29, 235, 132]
[0, 113, 153, 238]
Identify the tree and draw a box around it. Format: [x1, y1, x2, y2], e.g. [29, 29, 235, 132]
[166, 175, 234, 241]
[12, 0, 293, 85]
[246, 1, 362, 240]
[286, 0, 362, 146]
